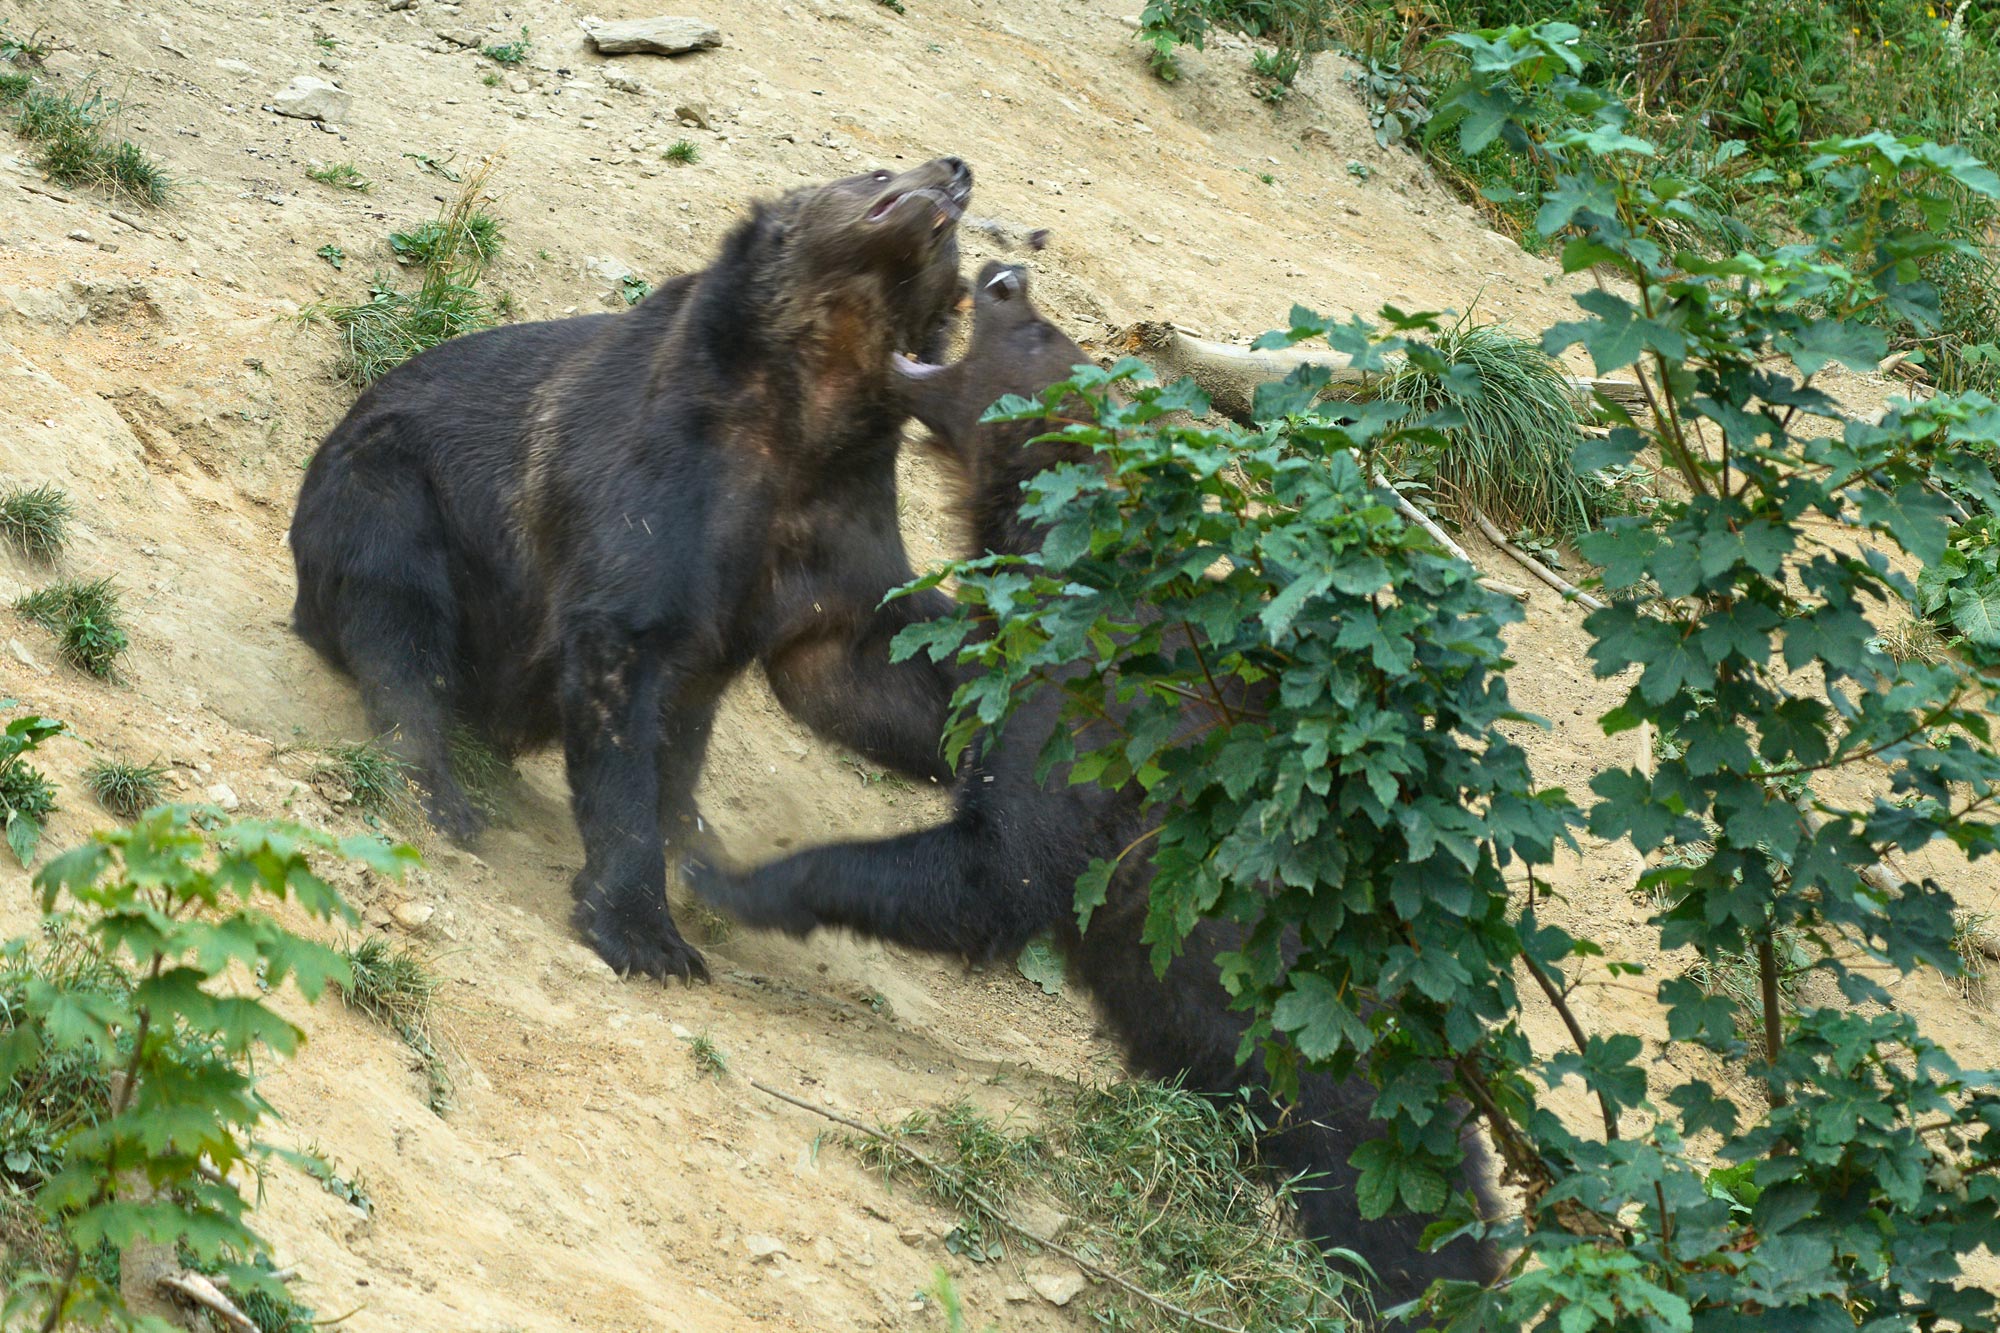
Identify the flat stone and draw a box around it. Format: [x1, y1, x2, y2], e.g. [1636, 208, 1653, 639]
[673, 101, 711, 129]
[205, 782, 240, 811]
[390, 900, 435, 931]
[603, 70, 648, 94]
[1028, 1270, 1086, 1307]
[581, 16, 722, 56]
[743, 1234, 786, 1262]
[439, 28, 484, 47]
[270, 76, 351, 122]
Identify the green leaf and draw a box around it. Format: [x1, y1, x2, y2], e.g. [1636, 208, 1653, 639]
[5, 811, 40, 868]
[1947, 579, 2000, 647]
[1015, 936, 1066, 995]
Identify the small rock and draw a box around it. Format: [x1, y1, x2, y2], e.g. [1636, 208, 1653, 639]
[66, 229, 91, 243]
[270, 76, 352, 122]
[8, 639, 44, 672]
[206, 783, 240, 811]
[1003, 1285, 1033, 1303]
[505, 74, 530, 93]
[439, 28, 484, 47]
[603, 70, 648, 94]
[385, 0, 415, 10]
[390, 901, 435, 931]
[583, 255, 637, 285]
[896, 1227, 926, 1247]
[1028, 1270, 1086, 1307]
[581, 15, 722, 56]
[215, 58, 257, 75]
[1013, 1198, 1072, 1241]
[364, 906, 392, 928]
[743, 1234, 787, 1262]
[673, 101, 710, 129]
[1139, 232, 1163, 245]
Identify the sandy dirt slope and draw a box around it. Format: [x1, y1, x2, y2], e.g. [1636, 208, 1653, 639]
[1, 0, 1995, 1326]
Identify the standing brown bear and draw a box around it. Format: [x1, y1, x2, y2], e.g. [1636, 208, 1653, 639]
[291, 159, 974, 981]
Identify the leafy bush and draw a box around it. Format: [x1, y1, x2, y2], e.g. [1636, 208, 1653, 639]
[3, 809, 413, 1330]
[904, 25, 2000, 1324]
[1918, 510, 2000, 650]
[481, 26, 531, 66]
[0, 710, 61, 866]
[1138, 0, 1334, 85]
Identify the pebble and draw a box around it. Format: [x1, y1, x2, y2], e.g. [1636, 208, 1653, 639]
[438, 28, 484, 47]
[603, 70, 648, 94]
[582, 16, 722, 56]
[66, 229, 91, 242]
[743, 1234, 786, 1261]
[206, 783, 240, 811]
[673, 101, 711, 129]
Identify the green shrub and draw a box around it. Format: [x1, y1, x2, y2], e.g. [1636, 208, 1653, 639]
[306, 161, 370, 191]
[0, 711, 61, 866]
[482, 26, 531, 65]
[2, 809, 412, 1329]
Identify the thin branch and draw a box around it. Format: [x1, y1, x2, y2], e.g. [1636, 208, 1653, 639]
[1372, 469, 1530, 600]
[157, 1272, 258, 1333]
[1469, 510, 1609, 611]
[747, 1078, 1255, 1333]
[1757, 932, 1789, 1114]
[1521, 949, 1620, 1142]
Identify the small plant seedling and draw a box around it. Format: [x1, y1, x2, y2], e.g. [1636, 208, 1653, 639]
[0, 26, 51, 64]
[618, 273, 652, 306]
[482, 71, 500, 87]
[684, 1032, 727, 1077]
[1258, 170, 1275, 184]
[1346, 159, 1370, 181]
[316, 243, 346, 270]
[15, 577, 127, 678]
[0, 483, 71, 560]
[0, 710, 62, 866]
[492, 289, 518, 318]
[401, 150, 461, 181]
[302, 1147, 373, 1216]
[876, 0, 907, 12]
[664, 139, 699, 165]
[81, 758, 167, 820]
[314, 33, 338, 52]
[0, 70, 29, 102]
[482, 27, 531, 65]
[306, 161, 370, 191]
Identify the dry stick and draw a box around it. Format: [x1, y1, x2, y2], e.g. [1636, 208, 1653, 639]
[747, 1077, 1252, 1333]
[1469, 510, 1608, 612]
[158, 1271, 258, 1333]
[1371, 469, 1531, 602]
[19, 181, 73, 204]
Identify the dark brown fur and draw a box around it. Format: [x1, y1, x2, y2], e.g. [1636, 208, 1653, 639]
[291, 159, 974, 980]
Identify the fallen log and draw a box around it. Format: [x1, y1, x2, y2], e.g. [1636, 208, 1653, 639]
[1109, 321, 1646, 424]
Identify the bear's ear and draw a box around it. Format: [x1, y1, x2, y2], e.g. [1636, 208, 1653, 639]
[982, 266, 1025, 302]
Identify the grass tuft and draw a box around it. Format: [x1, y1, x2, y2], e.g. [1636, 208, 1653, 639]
[1375, 313, 1598, 536]
[340, 936, 451, 1113]
[0, 484, 71, 561]
[81, 758, 167, 821]
[0, 71, 28, 102]
[318, 162, 500, 385]
[13, 87, 167, 207]
[306, 161, 370, 191]
[447, 724, 515, 821]
[15, 577, 127, 678]
[1951, 908, 1999, 1004]
[860, 1081, 1363, 1330]
[312, 740, 408, 816]
[664, 139, 699, 165]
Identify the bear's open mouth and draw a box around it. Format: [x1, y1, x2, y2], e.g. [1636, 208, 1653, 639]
[891, 351, 950, 379]
[865, 182, 969, 233]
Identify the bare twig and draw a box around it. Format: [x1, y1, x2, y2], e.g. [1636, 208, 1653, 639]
[748, 1078, 1252, 1333]
[19, 181, 74, 204]
[105, 208, 158, 235]
[1372, 470, 1531, 601]
[1521, 949, 1620, 1142]
[1470, 510, 1609, 612]
[158, 1271, 258, 1333]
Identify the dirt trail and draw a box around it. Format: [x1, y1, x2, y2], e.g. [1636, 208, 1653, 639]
[2, 0, 1995, 1327]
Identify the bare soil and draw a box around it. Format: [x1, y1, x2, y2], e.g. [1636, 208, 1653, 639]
[1, 0, 1994, 1326]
